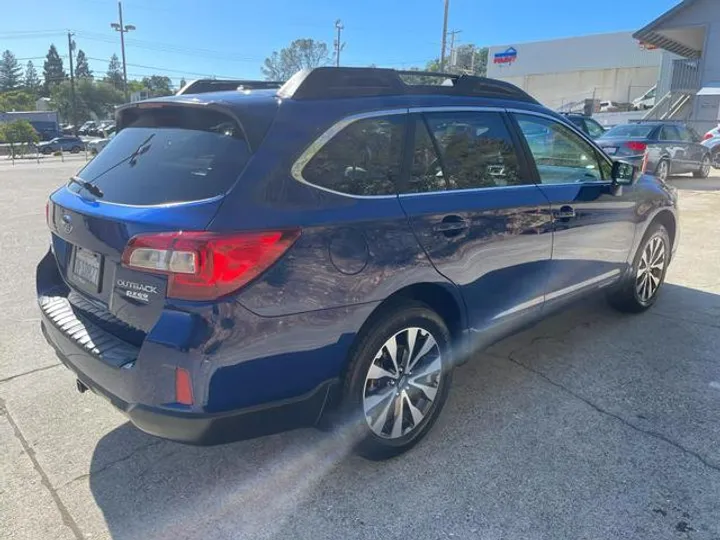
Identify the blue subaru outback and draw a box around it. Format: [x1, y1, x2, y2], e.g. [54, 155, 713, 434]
[37, 68, 678, 459]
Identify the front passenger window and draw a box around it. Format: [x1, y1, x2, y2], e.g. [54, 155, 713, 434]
[515, 114, 604, 184]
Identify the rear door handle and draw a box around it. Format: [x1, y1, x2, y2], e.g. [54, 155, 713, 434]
[433, 216, 469, 237]
[553, 206, 576, 220]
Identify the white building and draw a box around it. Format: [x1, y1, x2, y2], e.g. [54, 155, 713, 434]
[486, 31, 663, 110]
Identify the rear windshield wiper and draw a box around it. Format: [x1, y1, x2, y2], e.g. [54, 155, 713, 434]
[69, 175, 104, 198]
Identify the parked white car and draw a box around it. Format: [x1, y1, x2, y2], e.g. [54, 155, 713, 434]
[87, 133, 115, 155]
[703, 125, 720, 140]
[599, 100, 622, 112]
[632, 86, 657, 110]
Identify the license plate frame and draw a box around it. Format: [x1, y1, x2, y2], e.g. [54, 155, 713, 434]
[71, 247, 103, 291]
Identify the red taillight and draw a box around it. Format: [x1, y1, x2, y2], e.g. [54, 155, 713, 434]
[45, 200, 51, 229]
[175, 367, 193, 405]
[121, 230, 301, 301]
[625, 141, 647, 153]
[703, 132, 713, 140]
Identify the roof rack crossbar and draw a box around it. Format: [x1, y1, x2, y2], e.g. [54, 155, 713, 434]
[277, 67, 538, 103]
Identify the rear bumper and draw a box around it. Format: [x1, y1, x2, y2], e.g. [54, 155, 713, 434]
[41, 316, 336, 445]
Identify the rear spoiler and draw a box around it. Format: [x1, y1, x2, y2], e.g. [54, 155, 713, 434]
[176, 79, 284, 95]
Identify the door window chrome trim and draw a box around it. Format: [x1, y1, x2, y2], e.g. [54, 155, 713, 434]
[409, 106, 506, 114]
[397, 183, 542, 198]
[290, 108, 408, 200]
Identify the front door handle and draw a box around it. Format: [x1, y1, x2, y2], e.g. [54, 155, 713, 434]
[433, 215, 469, 237]
[553, 206, 576, 220]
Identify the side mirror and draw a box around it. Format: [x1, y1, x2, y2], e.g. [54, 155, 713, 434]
[611, 160, 638, 185]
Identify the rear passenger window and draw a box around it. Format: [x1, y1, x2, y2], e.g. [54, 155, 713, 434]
[421, 111, 525, 191]
[302, 115, 404, 196]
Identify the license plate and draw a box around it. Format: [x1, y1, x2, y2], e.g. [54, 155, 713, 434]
[72, 247, 102, 289]
[604, 147, 618, 155]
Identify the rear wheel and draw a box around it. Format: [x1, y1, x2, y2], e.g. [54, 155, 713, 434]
[42, 147, 52, 155]
[70, 146, 81, 154]
[694, 154, 711, 178]
[655, 159, 669, 182]
[608, 222, 670, 313]
[341, 301, 453, 460]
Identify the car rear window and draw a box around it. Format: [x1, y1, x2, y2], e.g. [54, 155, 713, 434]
[603, 124, 655, 138]
[73, 106, 250, 205]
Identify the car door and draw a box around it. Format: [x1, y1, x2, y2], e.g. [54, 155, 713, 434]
[397, 109, 553, 345]
[510, 112, 637, 308]
[658, 124, 688, 173]
[677, 124, 705, 170]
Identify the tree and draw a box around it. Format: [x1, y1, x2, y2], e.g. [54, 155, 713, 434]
[0, 50, 23, 91]
[0, 90, 35, 111]
[51, 79, 123, 123]
[75, 50, 93, 79]
[141, 75, 173, 96]
[179, 78, 187, 89]
[261, 38, 330, 81]
[105, 54, 123, 90]
[43, 44, 66, 95]
[127, 79, 145, 93]
[448, 45, 488, 77]
[24, 61, 41, 95]
[0, 120, 39, 158]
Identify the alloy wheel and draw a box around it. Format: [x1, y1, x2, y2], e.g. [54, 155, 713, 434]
[363, 327, 442, 439]
[636, 235, 666, 303]
[656, 161, 669, 182]
[701, 156, 711, 177]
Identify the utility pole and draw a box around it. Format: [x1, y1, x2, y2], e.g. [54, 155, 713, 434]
[440, 0, 450, 71]
[111, 1, 135, 102]
[334, 19, 344, 67]
[67, 31, 77, 134]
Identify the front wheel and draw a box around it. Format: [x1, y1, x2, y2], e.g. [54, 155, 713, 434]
[608, 223, 670, 313]
[341, 301, 453, 460]
[694, 154, 711, 178]
[70, 146, 81, 154]
[711, 150, 720, 170]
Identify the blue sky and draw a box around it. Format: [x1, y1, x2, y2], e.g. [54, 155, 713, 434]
[1, 0, 679, 86]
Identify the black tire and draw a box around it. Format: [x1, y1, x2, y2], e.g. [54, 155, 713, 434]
[608, 222, 671, 313]
[340, 300, 453, 460]
[694, 154, 711, 178]
[712, 150, 720, 170]
[70, 146, 81, 154]
[42, 147, 52, 155]
[655, 159, 670, 182]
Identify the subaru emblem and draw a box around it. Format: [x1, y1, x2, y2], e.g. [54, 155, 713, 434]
[62, 214, 73, 234]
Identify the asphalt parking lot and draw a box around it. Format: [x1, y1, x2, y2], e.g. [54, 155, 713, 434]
[2, 159, 720, 540]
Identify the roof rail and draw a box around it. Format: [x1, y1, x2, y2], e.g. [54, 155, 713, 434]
[177, 79, 284, 96]
[277, 67, 538, 103]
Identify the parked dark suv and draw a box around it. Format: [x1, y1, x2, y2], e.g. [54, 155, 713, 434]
[38, 68, 678, 459]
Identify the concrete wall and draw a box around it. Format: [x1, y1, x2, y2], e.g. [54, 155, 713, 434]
[499, 66, 659, 109]
[487, 31, 661, 79]
[487, 31, 661, 111]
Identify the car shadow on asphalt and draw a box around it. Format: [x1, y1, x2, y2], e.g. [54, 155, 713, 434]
[86, 283, 720, 540]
